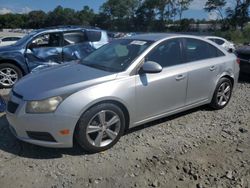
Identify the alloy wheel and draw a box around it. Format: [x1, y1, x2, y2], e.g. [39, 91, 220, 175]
[86, 110, 121, 147]
[217, 82, 231, 106]
[0, 67, 18, 87]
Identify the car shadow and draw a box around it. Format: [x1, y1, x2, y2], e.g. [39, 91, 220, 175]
[0, 104, 209, 159]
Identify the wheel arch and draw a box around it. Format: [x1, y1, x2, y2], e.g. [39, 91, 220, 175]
[220, 75, 234, 87]
[0, 59, 26, 75]
[75, 99, 131, 132]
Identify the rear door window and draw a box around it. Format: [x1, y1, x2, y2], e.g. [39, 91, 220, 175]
[184, 38, 225, 63]
[63, 31, 87, 46]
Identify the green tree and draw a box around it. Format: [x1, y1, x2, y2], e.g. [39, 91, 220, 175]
[134, 0, 158, 31]
[77, 6, 95, 26]
[204, 0, 226, 20]
[45, 6, 79, 26]
[27, 11, 47, 29]
[100, 0, 139, 30]
[174, 0, 193, 22]
[226, 0, 250, 30]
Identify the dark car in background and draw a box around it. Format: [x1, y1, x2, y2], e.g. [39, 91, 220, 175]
[0, 26, 109, 88]
[236, 45, 250, 74]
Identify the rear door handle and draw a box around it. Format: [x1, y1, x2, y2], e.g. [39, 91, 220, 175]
[209, 66, 217, 71]
[175, 74, 186, 81]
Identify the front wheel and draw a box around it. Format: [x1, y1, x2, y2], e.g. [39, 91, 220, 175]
[210, 77, 233, 110]
[0, 63, 23, 88]
[75, 103, 125, 153]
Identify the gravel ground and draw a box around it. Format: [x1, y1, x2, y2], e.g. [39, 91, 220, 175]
[0, 74, 249, 188]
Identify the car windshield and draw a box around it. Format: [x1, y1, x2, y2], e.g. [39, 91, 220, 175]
[14, 31, 37, 46]
[81, 39, 153, 72]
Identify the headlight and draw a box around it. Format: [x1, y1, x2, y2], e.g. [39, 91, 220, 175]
[26, 96, 63, 113]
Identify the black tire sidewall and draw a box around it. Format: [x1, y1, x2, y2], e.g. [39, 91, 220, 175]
[75, 103, 125, 153]
[0, 63, 23, 88]
[211, 77, 232, 110]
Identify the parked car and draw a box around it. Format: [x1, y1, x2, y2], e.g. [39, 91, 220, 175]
[0, 26, 109, 88]
[6, 34, 239, 153]
[205, 36, 235, 52]
[0, 36, 22, 46]
[236, 45, 250, 73]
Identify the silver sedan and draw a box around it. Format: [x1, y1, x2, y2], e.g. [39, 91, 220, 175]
[6, 34, 240, 153]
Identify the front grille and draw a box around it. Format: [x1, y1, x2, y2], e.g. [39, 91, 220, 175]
[7, 101, 19, 113]
[26, 131, 57, 142]
[12, 90, 23, 99]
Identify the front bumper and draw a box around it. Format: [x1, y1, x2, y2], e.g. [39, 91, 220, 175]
[6, 92, 79, 148]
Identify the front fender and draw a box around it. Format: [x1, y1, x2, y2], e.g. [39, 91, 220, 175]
[0, 51, 29, 74]
[55, 76, 136, 127]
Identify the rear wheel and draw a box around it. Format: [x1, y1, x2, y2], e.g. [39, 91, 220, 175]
[210, 77, 233, 110]
[0, 63, 23, 88]
[75, 103, 125, 153]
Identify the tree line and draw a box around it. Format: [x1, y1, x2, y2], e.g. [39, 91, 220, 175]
[0, 0, 249, 32]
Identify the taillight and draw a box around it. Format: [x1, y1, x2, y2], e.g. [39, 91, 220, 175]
[236, 58, 240, 65]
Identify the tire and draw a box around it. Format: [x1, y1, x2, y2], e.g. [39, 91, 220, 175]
[210, 77, 233, 110]
[0, 63, 23, 88]
[75, 103, 125, 153]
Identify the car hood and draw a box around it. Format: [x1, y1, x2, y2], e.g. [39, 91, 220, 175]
[0, 44, 22, 53]
[13, 62, 117, 100]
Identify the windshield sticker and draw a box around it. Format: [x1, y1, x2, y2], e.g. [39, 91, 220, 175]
[130, 40, 147, 45]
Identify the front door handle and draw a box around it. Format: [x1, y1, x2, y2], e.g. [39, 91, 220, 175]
[209, 66, 217, 71]
[175, 74, 186, 81]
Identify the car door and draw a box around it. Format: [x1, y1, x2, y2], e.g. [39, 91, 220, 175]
[135, 38, 188, 122]
[25, 32, 63, 70]
[62, 31, 95, 62]
[183, 38, 226, 105]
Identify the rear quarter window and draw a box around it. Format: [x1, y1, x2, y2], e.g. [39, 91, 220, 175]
[63, 31, 86, 46]
[86, 30, 102, 42]
[214, 38, 225, 45]
[184, 38, 225, 63]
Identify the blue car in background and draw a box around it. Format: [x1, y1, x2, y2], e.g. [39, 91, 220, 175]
[0, 26, 109, 88]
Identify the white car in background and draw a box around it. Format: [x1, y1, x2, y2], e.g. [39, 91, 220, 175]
[0, 36, 22, 46]
[205, 36, 235, 52]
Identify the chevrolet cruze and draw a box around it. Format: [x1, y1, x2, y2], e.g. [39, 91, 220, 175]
[6, 34, 240, 153]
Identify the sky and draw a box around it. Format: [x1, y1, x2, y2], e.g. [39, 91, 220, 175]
[0, 0, 229, 20]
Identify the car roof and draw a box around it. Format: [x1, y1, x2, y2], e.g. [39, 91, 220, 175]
[32, 26, 104, 34]
[126, 33, 209, 42]
[126, 33, 180, 41]
[204, 36, 226, 40]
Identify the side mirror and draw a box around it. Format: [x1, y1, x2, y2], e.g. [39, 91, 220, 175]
[139, 61, 162, 74]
